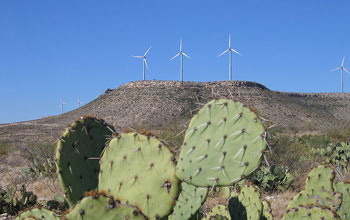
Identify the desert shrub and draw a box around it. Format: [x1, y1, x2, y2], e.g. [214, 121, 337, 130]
[248, 165, 294, 192]
[19, 141, 56, 179]
[265, 131, 333, 190]
[0, 140, 12, 158]
[0, 184, 37, 215]
[312, 142, 350, 181]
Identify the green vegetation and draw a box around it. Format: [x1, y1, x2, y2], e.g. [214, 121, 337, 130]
[0, 140, 11, 157]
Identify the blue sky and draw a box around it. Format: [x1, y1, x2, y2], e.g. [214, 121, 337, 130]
[1, 1, 350, 123]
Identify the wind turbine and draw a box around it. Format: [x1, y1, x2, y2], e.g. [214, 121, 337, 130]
[77, 98, 82, 107]
[59, 99, 66, 114]
[218, 34, 241, 80]
[132, 46, 151, 80]
[331, 56, 349, 93]
[170, 39, 191, 82]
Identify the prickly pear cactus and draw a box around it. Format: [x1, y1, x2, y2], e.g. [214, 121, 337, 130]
[16, 208, 59, 220]
[282, 206, 340, 220]
[56, 116, 114, 207]
[176, 99, 266, 187]
[287, 165, 341, 211]
[334, 182, 350, 220]
[261, 199, 273, 220]
[228, 191, 246, 220]
[287, 190, 341, 211]
[98, 132, 179, 220]
[64, 192, 146, 220]
[203, 204, 231, 220]
[169, 182, 208, 220]
[237, 184, 263, 220]
[305, 165, 335, 192]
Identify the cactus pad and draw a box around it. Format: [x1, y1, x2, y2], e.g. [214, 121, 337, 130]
[64, 193, 146, 220]
[16, 208, 59, 220]
[98, 132, 179, 219]
[56, 116, 114, 206]
[334, 182, 350, 220]
[282, 206, 339, 220]
[168, 182, 207, 220]
[176, 99, 266, 187]
[287, 165, 341, 211]
[305, 165, 335, 192]
[203, 204, 231, 220]
[261, 199, 273, 220]
[237, 184, 263, 220]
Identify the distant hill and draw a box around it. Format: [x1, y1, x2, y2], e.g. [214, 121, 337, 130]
[1, 80, 350, 147]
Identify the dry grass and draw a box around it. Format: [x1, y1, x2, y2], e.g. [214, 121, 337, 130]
[264, 190, 297, 220]
[29, 177, 62, 200]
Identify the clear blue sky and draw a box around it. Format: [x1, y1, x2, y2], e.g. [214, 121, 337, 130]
[1, 1, 350, 123]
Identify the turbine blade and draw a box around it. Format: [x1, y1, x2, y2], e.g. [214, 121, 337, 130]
[144, 46, 151, 56]
[230, 48, 241, 55]
[182, 52, 191, 59]
[344, 67, 350, 73]
[342, 56, 345, 67]
[170, 53, 180, 61]
[218, 49, 229, 57]
[132, 56, 143, 58]
[143, 58, 148, 69]
[331, 67, 341, 71]
[229, 34, 231, 48]
[180, 39, 182, 51]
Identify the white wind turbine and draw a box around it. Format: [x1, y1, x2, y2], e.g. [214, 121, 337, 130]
[218, 34, 241, 80]
[59, 99, 66, 114]
[170, 39, 191, 82]
[132, 46, 151, 80]
[77, 98, 82, 107]
[331, 56, 349, 93]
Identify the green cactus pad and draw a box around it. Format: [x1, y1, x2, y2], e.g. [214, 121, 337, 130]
[305, 165, 335, 192]
[64, 193, 146, 220]
[218, 187, 231, 199]
[282, 206, 339, 220]
[16, 208, 59, 220]
[98, 132, 179, 219]
[169, 182, 207, 220]
[287, 165, 341, 211]
[203, 204, 231, 220]
[56, 116, 114, 207]
[287, 190, 342, 211]
[237, 184, 263, 220]
[334, 182, 350, 220]
[228, 192, 246, 220]
[176, 99, 266, 187]
[261, 200, 273, 220]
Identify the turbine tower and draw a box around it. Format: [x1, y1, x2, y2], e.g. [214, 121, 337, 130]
[59, 99, 66, 115]
[170, 39, 191, 82]
[132, 46, 151, 80]
[77, 98, 82, 107]
[218, 34, 241, 80]
[331, 56, 349, 93]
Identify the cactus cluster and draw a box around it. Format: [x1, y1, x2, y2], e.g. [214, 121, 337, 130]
[16, 99, 272, 219]
[284, 164, 350, 220]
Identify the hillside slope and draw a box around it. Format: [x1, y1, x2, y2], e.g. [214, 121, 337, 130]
[1, 80, 350, 146]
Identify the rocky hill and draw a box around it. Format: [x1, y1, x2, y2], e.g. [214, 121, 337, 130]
[1, 80, 350, 147]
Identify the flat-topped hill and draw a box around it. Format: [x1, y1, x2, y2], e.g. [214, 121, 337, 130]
[1, 80, 350, 146]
